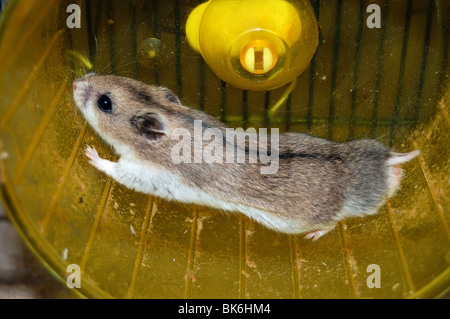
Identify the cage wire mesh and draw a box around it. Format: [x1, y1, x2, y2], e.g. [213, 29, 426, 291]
[73, 0, 448, 143]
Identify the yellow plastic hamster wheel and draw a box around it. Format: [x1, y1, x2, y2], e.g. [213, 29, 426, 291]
[0, 0, 449, 298]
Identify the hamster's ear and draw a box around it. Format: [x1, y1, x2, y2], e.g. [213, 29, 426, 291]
[130, 112, 167, 143]
[162, 87, 182, 105]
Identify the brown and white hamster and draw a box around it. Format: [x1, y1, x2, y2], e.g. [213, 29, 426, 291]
[72, 74, 419, 240]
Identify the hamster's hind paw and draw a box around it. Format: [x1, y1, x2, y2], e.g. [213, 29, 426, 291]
[304, 229, 332, 241]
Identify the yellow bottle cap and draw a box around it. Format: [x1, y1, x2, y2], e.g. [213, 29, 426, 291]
[186, 0, 318, 91]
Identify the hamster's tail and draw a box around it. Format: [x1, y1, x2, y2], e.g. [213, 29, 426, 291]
[387, 150, 420, 165]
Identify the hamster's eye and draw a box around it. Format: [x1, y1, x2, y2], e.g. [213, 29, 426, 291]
[97, 94, 112, 113]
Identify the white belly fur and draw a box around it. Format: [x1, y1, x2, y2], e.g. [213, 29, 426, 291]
[113, 157, 306, 234]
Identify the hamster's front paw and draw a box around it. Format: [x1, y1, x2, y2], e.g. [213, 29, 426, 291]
[85, 145, 114, 174]
[85, 145, 101, 166]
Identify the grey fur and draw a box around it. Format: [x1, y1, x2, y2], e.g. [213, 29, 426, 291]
[73, 74, 419, 238]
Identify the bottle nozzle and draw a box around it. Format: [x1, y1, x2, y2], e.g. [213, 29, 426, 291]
[240, 40, 277, 75]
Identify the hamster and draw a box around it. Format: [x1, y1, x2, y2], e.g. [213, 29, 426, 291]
[72, 74, 419, 240]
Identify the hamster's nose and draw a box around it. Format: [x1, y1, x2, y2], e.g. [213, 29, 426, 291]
[73, 78, 81, 91]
